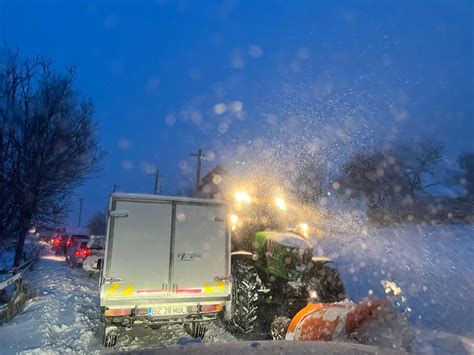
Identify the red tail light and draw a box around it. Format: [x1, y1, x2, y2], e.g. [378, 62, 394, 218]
[104, 308, 132, 317]
[66, 240, 71, 247]
[200, 304, 224, 312]
[82, 248, 90, 257]
[74, 250, 80, 256]
[54, 238, 61, 246]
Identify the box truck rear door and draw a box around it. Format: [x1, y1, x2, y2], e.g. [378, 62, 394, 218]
[105, 200, 172, 298]
[171, 203, 228, 297]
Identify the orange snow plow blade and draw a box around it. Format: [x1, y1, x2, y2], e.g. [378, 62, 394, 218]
[285, 298, 388, 341]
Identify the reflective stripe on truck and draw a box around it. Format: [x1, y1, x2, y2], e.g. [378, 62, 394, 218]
[137, 288, 202, 294]
[137, 280, 227, 295]
[203, 280, 226, 293]
[108, 283, 134, 296]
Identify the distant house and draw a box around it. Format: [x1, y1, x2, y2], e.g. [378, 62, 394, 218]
[198, 165, 232, 199]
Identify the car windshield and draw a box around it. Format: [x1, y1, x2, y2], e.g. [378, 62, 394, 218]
[0, 1, 472, 353]
[72, 235, 89, 240]
[89, 238, 104, 249]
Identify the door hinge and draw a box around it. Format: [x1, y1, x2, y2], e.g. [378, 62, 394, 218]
[109, 210, 129, 218]
[104, 277, 123, 284]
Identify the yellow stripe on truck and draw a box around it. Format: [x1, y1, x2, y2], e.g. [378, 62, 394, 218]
[108, 283, 121, 296]
[203, 282, 214, 293]
[203, 281, 226, 293]
[122, 284, 134, 296]
[108, 283, 135, 296]
[215, 280, 225, 291]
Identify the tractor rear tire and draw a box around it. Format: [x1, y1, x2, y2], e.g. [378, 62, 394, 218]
[228, 258, 262, 334]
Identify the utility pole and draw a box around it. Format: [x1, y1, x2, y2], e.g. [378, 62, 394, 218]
[77, 197, 83, 227]
[153, 169, 160, 195]
[112, 184, 119, 193]
[191, 148, 206, 195]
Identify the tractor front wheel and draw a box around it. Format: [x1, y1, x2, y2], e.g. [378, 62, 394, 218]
[307, 263, 346, 303]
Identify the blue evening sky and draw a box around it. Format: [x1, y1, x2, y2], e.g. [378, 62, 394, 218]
[1, 0, 472, 228]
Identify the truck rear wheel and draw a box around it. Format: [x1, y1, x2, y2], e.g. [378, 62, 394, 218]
[228, 258, 262, 334]
[184, 322, 207, 339]
[102, 325, 119, 347]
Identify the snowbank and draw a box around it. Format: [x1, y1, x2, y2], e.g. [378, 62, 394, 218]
[0, 249, 102, 354]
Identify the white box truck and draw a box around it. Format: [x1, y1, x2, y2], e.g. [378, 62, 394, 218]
[99, 193, 231, 346]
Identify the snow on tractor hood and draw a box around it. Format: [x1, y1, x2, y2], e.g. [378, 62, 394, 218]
[264, 231, 312, 250]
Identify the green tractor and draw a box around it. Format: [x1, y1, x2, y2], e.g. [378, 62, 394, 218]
[228, 229, 346, 336]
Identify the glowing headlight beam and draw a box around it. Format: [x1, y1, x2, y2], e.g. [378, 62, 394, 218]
[230, 214, 239, 224]
[300, 223, 309, 237]
[275, 197, 287, 211]
[234, 192, 251, 204]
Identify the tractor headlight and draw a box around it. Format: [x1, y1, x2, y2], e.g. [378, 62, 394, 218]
[308, 289, 319, 301]
[234, 192, 251, 204]
[275, 197, 287, 211]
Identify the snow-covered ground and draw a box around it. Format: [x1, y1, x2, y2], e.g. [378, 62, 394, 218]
[0, 248, 235, 354]
[0, 225, 473, 354]
[0, 252, 101, 353]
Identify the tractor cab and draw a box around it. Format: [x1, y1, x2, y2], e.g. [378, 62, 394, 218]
[254, 231, 314, 280]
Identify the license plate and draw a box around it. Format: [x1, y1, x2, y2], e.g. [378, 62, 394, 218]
[147, 306, 188, 317]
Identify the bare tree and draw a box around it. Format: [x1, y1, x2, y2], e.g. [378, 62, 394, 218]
[335, 140, 447, 224]
[87, 210, 107, 236]
[398, 140, 445, 194]
[336, 150, 410, 210]
[0, 48, 102, 265]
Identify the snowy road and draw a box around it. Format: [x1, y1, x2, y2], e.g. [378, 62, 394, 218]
[0, 225, 473, 354]
[0, 248, 235, 354]
[0, 252, 102, 353]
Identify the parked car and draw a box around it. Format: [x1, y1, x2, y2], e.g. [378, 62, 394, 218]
[83, 235, 105, 273]
[63, 234, 89, 255]
[37, 226, 66, 243]
[65, 237, 90, 267]
[51, 233, 68, 255]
